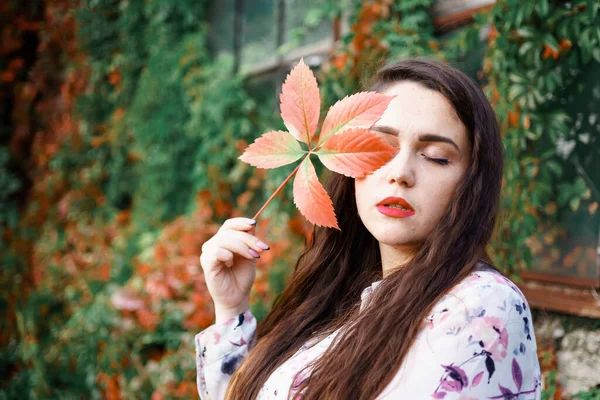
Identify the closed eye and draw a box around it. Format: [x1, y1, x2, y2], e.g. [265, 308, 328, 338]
[423, 155, 449, 166]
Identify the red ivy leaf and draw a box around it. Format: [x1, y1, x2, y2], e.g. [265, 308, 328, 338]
[280, 58, 320, 145]
[318, 92, 394, 145]
[315, 128, 396, 178]
[293, 157, 339, 230]
[239, 130, 305, 168]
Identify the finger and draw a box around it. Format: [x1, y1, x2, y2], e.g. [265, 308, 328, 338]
[220, 217, 257, 233]
[214, 247, 234, 268]
[211, 235, 258, 261]
[200, 245, 236, 271]
[220, 230, 269, 253]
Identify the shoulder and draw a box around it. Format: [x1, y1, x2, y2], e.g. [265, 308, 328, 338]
[417, 271, 542, 398]
[446, 269, 528, 313]
[424, 269, 533, 337]
[422, 270, 538, 367]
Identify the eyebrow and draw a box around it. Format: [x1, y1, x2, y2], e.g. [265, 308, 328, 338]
[370, 125, 461, 151]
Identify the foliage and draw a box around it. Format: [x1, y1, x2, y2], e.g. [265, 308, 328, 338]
[1, 0, 599, 398]
[573, 387, 600, 400]
[1, 0, 303, 398]
[469, 0, 600, 279]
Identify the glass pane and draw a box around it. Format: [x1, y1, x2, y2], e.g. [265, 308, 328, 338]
[528, 63, 600, 282]
[241, 0, 278, 69]
[207, 0, 236, 56]
[284, 0, 332, 49]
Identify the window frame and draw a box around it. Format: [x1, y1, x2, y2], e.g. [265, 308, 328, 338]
[215, 0, 344, 77]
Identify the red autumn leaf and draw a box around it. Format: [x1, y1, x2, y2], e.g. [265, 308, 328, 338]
[317, 92, 394, 146]
[136, 309, 160, 330]
[238, 58, 394, 230]
[239, 130, 305, 168]
[315, 128, 397, 178]
[293, 157, 339, 230]
[280, 58, 320, 145]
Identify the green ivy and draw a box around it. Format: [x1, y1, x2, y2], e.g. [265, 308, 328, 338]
[3, 0, 599, 398]
[573, 387, 600, 400]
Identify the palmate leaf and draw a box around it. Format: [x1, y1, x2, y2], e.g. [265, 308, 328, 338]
[315, 128, 397, 178]
[318, 92, 394, 146]
[280, 59, 320, 146]
[293, 157, 339, 229]
[239, 130, 305, 168]
[238, 58, 395, 230]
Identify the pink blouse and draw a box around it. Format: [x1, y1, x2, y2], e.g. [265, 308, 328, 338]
[195, 268, 542, 399]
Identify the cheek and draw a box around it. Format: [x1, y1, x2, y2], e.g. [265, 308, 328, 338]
[354, 178, 369, 209]
[421, 173, 464, 215]
[354, 174, 376, 196]
[354, 176, 380, 219]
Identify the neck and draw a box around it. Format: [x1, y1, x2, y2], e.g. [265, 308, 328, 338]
[379, 242, 420, 277]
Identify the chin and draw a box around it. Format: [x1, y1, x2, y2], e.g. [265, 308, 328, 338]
[371, 231, 422, 247]
[382, 238, 422, 248]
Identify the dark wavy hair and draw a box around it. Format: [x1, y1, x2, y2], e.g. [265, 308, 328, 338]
[226, 58, 504, 399]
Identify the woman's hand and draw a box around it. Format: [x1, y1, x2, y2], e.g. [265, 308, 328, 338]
[199, 217, 269, 324]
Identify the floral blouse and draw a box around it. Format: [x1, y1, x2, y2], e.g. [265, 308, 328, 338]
[195, 266, 542, 399]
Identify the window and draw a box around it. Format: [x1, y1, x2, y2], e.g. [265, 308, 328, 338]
[207, 0, 336, 76]
[518, 63, 600, 318]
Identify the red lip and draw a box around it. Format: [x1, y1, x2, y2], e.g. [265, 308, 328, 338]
[376, 196, 415, 218]
[377, 196, 414, 210]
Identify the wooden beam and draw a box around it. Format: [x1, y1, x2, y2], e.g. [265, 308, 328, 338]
[520, 270, 600, 288]
[516, 279, 600, 319]
[432, 4, 494, 32]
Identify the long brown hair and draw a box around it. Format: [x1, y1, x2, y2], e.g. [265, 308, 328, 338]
[226, 58, 504, 399]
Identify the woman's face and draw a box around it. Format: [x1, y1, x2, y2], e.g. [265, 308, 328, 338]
[355, 81, 472, 256]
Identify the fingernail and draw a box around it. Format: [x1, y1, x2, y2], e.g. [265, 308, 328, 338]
[248, 219, 257, 225]
[248, 248, 260, 258]
[256, 241, 270, 250]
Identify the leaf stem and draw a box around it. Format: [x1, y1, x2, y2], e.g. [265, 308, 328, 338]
[252, 160, 303, 221]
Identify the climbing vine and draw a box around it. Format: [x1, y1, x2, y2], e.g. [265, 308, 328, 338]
[1, 0, 599, 398]
[477, 0, 600, 279]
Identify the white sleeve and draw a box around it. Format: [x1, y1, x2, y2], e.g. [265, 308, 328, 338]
[195, 309, 256, 400]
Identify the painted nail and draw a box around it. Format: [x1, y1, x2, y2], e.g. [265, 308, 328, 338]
[247, 219, 257, 225]
[248, 248, 260, 258]
[256, 241, 270, 250]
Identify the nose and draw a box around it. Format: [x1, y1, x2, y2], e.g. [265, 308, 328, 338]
[384, 149, 416, 187]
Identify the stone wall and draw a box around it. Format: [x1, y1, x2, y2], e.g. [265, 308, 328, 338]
[533, 310, 600, 398]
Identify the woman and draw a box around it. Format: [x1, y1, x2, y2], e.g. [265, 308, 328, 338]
[197, 59, 542, 399]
